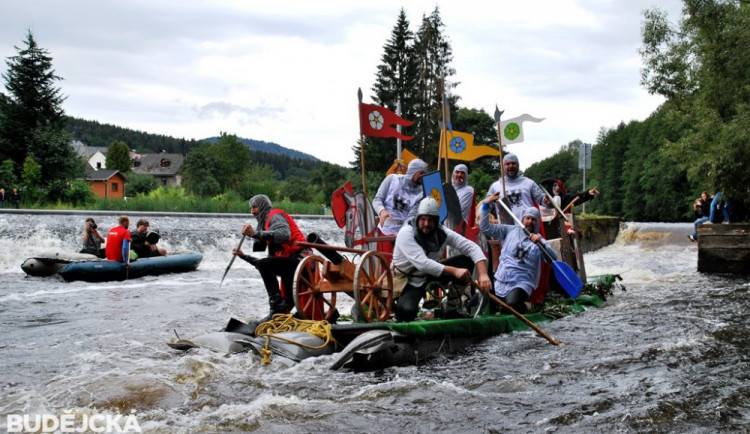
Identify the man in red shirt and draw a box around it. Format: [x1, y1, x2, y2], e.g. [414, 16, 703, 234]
[106, 215, 132, 264]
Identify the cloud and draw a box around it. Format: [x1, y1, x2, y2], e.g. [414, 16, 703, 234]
[193, 101, 285, 125]
[1, 0, 684, 169]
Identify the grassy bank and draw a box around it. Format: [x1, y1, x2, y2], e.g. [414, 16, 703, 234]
[27, 187, 326, 215]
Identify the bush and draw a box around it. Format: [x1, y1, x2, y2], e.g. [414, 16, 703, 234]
[125, 173, 160, 196]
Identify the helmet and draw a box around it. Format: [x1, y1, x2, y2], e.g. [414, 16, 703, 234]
[417, 197, 440, 218]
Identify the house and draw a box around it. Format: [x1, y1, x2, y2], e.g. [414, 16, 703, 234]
[131, 152, 184, 187]
[84, 167, 127, 199]
[72, 140, 108, 170]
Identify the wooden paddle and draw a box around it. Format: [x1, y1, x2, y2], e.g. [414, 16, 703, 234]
[471, 281, 560, 346]
[562, 196, 580, 214]
[220, 235, 245, 287]
[495, 198, 584, 298]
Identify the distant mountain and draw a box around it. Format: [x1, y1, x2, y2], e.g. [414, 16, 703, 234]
[65, 117, 320, 162]
[203, 136, 319, 162]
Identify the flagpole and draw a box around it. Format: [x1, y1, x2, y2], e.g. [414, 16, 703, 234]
[396, 100, 403, 161]
[356, 88, 372, 243]
[441, 88, 450, 182]
[494, 105, 507, 198]
[357, 89, 368, 196]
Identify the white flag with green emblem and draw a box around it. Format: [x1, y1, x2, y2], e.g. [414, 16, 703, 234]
[500, 114, 545, 144]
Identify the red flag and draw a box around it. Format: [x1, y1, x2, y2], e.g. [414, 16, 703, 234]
[359, 103, 414, 140]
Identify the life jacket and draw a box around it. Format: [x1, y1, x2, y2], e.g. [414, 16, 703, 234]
[265, 209, 306, 257]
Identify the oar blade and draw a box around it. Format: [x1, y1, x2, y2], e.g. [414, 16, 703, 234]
[552, 260, 583, 298]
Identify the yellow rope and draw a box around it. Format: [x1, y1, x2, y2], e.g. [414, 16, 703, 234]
[254, 314, 338, 365]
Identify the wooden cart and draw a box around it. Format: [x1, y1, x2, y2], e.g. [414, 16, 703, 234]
[292, 233, 394, 323]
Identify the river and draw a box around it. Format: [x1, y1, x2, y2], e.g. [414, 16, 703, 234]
[0, 213, 747, 433]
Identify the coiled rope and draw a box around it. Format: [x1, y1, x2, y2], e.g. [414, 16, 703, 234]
[254, 314, 338, 365]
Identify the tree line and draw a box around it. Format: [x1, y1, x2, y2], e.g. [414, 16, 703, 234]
[1, 2, 746, 221]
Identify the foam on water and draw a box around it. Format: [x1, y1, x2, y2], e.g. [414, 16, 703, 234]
[0, 214, 747, 433]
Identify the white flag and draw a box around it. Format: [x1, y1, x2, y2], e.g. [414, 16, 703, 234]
[499, 114, 545, 144]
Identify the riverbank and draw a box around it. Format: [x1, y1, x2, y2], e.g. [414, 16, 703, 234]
[577, 216, 622, 253]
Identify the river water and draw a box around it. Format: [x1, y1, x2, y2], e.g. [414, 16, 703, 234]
[0, 213, 747, 433]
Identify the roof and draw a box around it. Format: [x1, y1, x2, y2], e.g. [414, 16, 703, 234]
[84, 167, 128, 182]
[132, 153, 184, 176]
[72, 140, 108, 159]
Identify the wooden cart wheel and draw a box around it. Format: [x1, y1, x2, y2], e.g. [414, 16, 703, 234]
[293, 255, 337, 321]
[353, 251, 393, 322]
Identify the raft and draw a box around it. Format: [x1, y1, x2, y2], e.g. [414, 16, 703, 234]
[169, 275, 620, 371]
[58, 252, 203, 282]
[21, 251, 101, 277]
[328, 294, 604, 370]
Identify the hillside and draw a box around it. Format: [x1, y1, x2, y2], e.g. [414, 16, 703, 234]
[65, 117, 319, 161]
[203, 136, 319, 161]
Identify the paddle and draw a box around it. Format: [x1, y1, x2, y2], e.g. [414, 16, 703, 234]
[220, 235, 245, 287]
[539, 185, 570, 223]
[495, 198, 583, 298]
[125, 240, 131, 280]
[539, 187, 584, 273]
[471, 281, 560, 346]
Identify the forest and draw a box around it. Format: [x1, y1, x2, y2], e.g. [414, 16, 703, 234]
[0, 1, 747, 221]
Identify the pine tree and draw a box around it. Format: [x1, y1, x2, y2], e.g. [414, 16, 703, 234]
[1, 30, 66, 167]
[0, 30, 81, 195]
[353, 9, 420, 174]
[412, 7, 455, 166]
[106, 140, 132, 173]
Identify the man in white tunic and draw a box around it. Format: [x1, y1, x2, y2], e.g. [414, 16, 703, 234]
[486, 153, 548, 220]
[451, 164, 475, 224]
[391, 197, 492, 322]
[479, 193, 557, 313]
[372, 158, 428, 236]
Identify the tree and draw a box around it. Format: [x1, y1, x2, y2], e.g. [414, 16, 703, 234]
[21, 154, 41, 203]
[524, 141, 582, 194]
[354, 6, 457, 173]
[181, 143, 222, 197]
[640, 1, 750, 209]
[212, 133, 251, 189]
[0, 159, 17, 188]
[125, 173, 159, 196]
[412, 7, 455, 165]
[106, 140, 132, 172]
[353, 9, 421, 174]
[0, 30, 66, 173]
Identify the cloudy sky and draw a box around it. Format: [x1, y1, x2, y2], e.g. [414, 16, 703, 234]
[2, 0, 684, 170]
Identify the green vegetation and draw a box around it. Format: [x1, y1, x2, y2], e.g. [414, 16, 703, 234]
[0, 30, 84, 203]
[2, 3, 746, 222]
[524, 1, 749, 222]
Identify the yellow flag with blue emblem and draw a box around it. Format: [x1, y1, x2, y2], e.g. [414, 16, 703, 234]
[438, 130, 500, 161]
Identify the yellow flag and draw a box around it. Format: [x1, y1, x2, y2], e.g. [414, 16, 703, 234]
[386, 149, 419, 176]
[439, 130, 500, 161]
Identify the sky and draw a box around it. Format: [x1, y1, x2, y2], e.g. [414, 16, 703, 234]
[1, 0, 685, 171]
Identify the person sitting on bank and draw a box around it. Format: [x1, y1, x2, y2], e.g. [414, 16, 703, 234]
[130, 219, 167, 258]
[80, 217, 106, 258]
[479, 193, 557, 313]
[391, 197, 492, 322]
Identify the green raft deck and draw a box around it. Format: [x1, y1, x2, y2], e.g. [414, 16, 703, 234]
[331, 294, 604, 348]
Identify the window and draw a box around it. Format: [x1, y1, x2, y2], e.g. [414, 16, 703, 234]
[96, 162, 102, 169]
[112, 183, 119, 192]
[160, 159, 171, 168]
